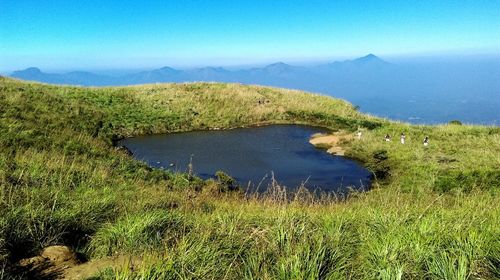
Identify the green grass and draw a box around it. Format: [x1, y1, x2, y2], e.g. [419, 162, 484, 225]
[0, 77, 499, 279]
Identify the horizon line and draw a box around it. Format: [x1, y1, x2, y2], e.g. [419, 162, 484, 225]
[2, 51, 500, 74]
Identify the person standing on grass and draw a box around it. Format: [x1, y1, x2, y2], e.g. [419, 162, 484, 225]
[384, 134, 391, 142]
[357, 130, 362, 139]
[423, 136, 429, 146]
[400, 133, 406, 144]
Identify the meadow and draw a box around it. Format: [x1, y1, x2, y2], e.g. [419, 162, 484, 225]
[0, 76, 498, 279]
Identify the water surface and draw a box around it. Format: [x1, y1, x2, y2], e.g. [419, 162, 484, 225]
[119, 125, 371, 193]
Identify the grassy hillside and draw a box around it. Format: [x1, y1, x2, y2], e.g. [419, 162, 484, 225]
[0, 76, 499, 279]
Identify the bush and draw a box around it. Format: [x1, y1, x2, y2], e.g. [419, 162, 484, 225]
[358, 119, 382, 130]
[370, 149, 390, 180]
[373, 149, 389, 161]
[215, 171, 240, 192]
[434, 169, 500, 193]
[449, 120, 463, 125]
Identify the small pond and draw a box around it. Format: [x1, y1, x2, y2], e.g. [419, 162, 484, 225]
[119, 125, 372, 194]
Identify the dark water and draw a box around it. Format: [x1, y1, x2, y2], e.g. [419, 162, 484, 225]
[119, 125, 372, 193]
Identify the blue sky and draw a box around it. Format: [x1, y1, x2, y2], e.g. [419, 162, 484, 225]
[1, 0, 499, 71]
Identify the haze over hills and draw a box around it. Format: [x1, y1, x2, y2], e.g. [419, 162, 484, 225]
[11, 55, 379, 86]
[9, 54, 500, 125]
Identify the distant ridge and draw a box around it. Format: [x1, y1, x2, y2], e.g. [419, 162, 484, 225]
[11, 67, 115, 86]
[9, 54, 387, 86]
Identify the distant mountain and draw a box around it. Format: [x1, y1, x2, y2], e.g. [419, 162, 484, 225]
[11, 67, 115, 86]
[12, 67, 43, 77]
[184, 67, 232, 81]
[314, 54, 390, 73]
[11, 67, 66, 84]
[122, 66, 182, 84]
[259, 62, 304, 75]
[352, 53, 387, 64]
[10, 54, 391, 87]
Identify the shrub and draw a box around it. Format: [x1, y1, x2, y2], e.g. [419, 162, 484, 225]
[371, 149, 390, 180]
[449, 120, 463, 125]
[434, 169, 500, 193]
[215, 171, 240, 192]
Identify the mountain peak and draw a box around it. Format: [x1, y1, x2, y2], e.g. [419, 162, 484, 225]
[16, 67, 42, 74]
[265, 62, 290, 68]
[353, 54, 385, 64]
[155, 66, 180, 74]
[159, 66, 177, 71]
[264, 62, 295, 71]
[11, 67, 45, 79]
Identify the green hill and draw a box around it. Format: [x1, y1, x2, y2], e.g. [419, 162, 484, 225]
[0, 77, 499, 279]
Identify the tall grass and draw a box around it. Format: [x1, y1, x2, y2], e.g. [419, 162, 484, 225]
[0, 77, 498, 279]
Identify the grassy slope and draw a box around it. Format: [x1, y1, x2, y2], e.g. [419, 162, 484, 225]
[0, 76, 499, 279]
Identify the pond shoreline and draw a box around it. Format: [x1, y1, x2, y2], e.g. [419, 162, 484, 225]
[118, 124, 372, 193]
[309, 132, 353, 156]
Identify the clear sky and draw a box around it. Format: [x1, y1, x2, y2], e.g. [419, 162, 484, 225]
[1, 0, 499, 71]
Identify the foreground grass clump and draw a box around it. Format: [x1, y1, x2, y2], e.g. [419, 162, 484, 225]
[0, 77, 499, 279]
